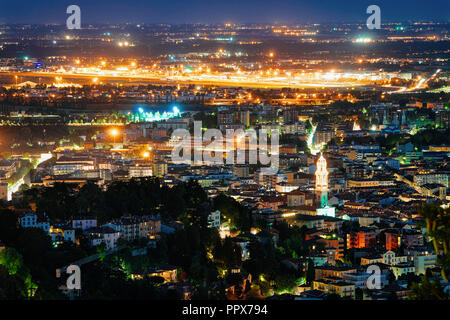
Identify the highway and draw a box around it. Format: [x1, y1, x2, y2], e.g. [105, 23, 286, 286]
[2, 70, 373, 89]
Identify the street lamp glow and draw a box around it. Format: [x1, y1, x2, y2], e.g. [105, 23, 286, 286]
[110, 128, 119, 136]
[110, 128, 119, 145]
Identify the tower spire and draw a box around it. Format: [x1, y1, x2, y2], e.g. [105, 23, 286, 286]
[315, 152, 328, 191]
[315, 153, 329, 208]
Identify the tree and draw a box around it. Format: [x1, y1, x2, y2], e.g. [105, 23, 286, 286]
[0, 247, 23, 275]
[409, 275, 449, 300]
[305, 260, 315, 285]
[96, 243, 107, 262]
[0, 248, 37, 299]
[14, 227, 53, 281]
[37, 183, 76, 221]
[214, 193, 252, 232]
[244, 239, 276, 277]
[0, 266, 23, 299]
[213, 237, 241, 271]
[18, 184, 30, 193]
[418, 204, 449, 283]
[409, 203, 450, 300]
[0, 209, 20, 244]
[274, 271, 297, 294]
[355, 287, 363, 300]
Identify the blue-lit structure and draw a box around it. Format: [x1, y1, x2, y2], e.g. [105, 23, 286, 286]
[127, 106, 181, 123]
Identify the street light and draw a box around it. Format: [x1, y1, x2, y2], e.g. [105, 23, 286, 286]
[109, 128, 119, 145]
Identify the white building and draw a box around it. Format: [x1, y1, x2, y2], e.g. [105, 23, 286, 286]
[86, 226, 120, 250]
[233, 238, 250, 261]
[72, 217, 97, 230]
[129, 165, 153, 178]
[208, 210, 221, 228]
[52, 157, 95, 176]
[104, 215, 161, 241]
[341, 270, 389, 289]
[413, 253, 437, 275]
[18, 212, 50, 234]
[392, 263, 416, 279]
[361, 250, 408, 266]
[50, 226, 75, 245]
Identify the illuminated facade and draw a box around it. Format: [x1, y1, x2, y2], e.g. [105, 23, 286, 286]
[127, 106, 181, 123]
[315, 153, 335, 216]
[315, 153, 328, 191]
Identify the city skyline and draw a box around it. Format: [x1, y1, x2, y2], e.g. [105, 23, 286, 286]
[0, 0, 449, 306]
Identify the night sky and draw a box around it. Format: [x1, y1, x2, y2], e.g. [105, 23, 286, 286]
[0, 0, 449, 24]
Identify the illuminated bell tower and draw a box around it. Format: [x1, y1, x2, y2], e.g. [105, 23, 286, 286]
[315, 153, 329, 207]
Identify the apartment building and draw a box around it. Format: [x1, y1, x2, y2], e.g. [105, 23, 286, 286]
[104, 215, 161, 241]
[86, 226, 121, 250]
[72, 217, 97, 230]
[18, 212, 50, 234]
[313, 280, 355, 299]
[52, 156, 95, 176]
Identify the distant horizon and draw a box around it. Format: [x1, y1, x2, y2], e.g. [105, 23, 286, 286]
[1, 20, 450, 26]
[0, 0, 449, 25]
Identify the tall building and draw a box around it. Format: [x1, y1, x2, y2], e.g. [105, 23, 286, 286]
[385, 231, 400, 251]
[153, 162, 168, 177]
[382, 109, 388, 125]
[217, 109, 234, 127]
[283, 107, 298, 124]
[315, 129, 335, 146]
[401, 110, 407, 126]
[315, 153, 328, 191]
[237, 109, 250, 127]
[217, 108, 249, 129]
[315, 153, 335, 217]
[347, 230, 377, 249]
[233, 164, 249, 178]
